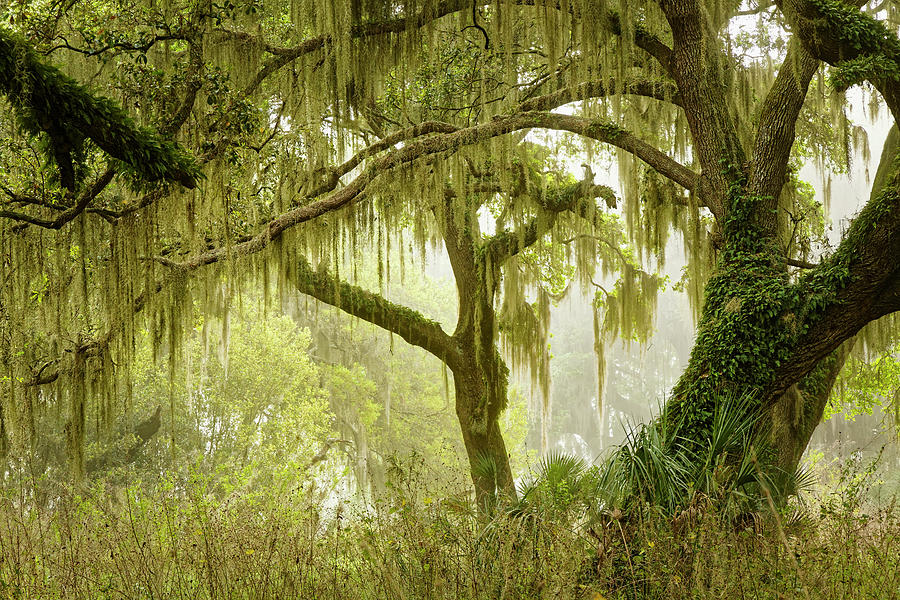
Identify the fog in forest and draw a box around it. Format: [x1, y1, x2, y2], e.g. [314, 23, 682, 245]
[3, 1, 900, 596]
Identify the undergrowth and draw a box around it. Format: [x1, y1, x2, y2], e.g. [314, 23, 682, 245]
[0, 398, 896, 599]
[0, 457, 897, 600]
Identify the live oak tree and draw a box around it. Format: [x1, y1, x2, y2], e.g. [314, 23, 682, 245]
[2, 0, 900, 505]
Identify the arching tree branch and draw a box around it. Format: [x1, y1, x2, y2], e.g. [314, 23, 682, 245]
[165, 111, 696, 271]
[778, 0, 900, 120]
[517, 78, 682, 112]
[303, 121, 460, 199]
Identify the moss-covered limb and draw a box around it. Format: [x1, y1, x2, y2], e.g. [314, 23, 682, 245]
[0, 29, 200, 190]
[170, 111, 697, 272]
[517, 78, 683, 112]
[237, 0, 478, 96]
[233, 0, 674, 97]
[4, 32, 219, 229]
[483, 182, 619, 265]
[747, 38, 820, 232]
[779, 0, 900, 119]
[302, 121, 459, 200]
[769, 194, 900, 394]
[293, 256, 458, 370]
[669, 121, 900, 443]
[548, 114, 699, 193]
[603, 8, 675, 75]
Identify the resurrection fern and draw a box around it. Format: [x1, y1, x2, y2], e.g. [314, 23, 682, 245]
[0, 27, 200, 190]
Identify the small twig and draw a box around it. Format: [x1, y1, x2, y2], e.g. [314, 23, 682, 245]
[461, 2, 491, 50]
[786, 257, 817, 269]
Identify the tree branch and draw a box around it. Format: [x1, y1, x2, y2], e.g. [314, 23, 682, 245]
[0, 168, 115, 230]
[0, 29, 200, 189]
[778, 0, 900, 121]
[484, 182, 619, 263]
[517, 78, 682, 112]
[604, 10, 675, 75]
[748, 37, 819, 232]
[302, 121, 459, 199]
[293, 256, 459, 368]
[238, 0, 478, 96]
[771, 132, 900, 397]
[164, 111, 696, 272]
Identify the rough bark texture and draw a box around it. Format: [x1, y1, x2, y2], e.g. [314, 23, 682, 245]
[769, 340, 854, 474]
[657, 1, 900, 484]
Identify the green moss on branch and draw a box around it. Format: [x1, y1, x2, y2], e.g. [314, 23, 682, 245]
[0, 28, 201, 190]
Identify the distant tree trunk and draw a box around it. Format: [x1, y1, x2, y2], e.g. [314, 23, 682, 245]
[292, 195, 521, 510]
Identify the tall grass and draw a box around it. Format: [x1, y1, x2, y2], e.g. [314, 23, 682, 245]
[0, 459, 897, 599]
[0, 394, 897, 599]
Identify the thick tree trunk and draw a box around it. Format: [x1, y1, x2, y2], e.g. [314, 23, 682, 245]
[764, 127, 899, 475]
[453, 363, 516, 511]
[768, 340, 854, 475]
[440, 199, 520, 509]
[664, 233, 864, 493]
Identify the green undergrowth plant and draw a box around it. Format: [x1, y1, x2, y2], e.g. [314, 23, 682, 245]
[599, 392, 810, 519]
[0, 453, 898, 600]
[504, 392, 809, 529]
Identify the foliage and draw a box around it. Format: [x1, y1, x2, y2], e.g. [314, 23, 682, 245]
[92, 306, 335, 492]
[1, 0, 900, 514]
[0, 27, 200, 189]
[0, 457, 897, 600]
[511, 392, 806, 525]
[828, 342, 900, 428]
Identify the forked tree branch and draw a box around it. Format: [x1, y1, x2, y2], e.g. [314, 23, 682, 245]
[778, 0, 900, 120]
[748, 37, 819, 230]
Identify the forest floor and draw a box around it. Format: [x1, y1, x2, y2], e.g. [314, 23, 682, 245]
[0, 464, 897, 599]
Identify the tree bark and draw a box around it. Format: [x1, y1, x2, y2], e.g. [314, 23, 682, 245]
[453, 360, 516, 510]
[441, 196, 518, 509]
[768, 339, 855, 475]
